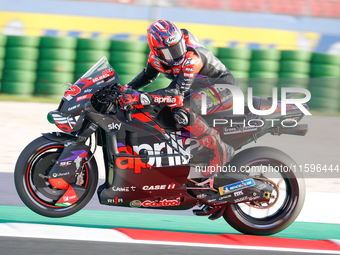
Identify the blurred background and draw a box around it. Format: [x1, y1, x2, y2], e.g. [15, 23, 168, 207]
[0, 2, 340, 249]
[0, 0, 340, 112]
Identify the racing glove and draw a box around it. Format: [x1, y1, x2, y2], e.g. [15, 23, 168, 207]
[119, 85, 151, 110]
[119, 85, 184, 109]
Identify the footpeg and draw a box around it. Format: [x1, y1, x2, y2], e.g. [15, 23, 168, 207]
[193, 205, 214, 216]
[208, 206, 226, 220]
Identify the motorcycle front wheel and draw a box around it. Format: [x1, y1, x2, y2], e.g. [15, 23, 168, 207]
[14, 135, 98, 218]
[222, 146, 305, 235]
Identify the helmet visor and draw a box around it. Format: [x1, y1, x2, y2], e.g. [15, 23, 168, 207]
[156, 37, 186, 63]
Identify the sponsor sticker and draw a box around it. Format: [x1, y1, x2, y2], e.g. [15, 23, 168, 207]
[92, 73, 110, 83]
[184, 73, 194, 78]
[153, 61, 160, 67]
[130, 198, 180, 208]
[107, 197, 123, 204]
[218, 179, 255, 195]
[142, 183, 175, 190]
[76, 94, 92, 102]
[165, 35, 177, 45]
[234, 190, 244, 197]
[108, 122, 121, 130]
[112, 186, 136, 192]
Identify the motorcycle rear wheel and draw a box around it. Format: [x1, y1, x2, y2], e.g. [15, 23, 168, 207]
[222, 146, 305, 235]
[14, 136, 98, 218]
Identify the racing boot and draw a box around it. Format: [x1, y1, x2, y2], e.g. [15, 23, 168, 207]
[186, 113, 234, 188]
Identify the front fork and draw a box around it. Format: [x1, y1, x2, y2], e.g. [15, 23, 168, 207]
[47, 122, 98, 189]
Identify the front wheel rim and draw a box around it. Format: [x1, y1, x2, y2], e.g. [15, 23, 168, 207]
[24, 144, 89, 210]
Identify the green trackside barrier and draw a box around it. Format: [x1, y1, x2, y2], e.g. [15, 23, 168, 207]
[0, 35, 339, 112]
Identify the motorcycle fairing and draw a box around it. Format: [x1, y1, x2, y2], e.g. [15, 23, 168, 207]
[98, 164, 198, 210]
[49, 111, 77, 132]
[97, 118, 198, 209]
[50, 56, 119, 132]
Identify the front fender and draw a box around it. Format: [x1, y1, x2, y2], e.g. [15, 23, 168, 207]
[44, 132, 91, 186]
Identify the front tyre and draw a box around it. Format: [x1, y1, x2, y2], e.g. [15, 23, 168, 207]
[222, 146, 305, 235]
[14, 136, 98, 218]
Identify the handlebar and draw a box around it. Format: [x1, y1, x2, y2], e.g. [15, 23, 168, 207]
[93, 83, 136, 121]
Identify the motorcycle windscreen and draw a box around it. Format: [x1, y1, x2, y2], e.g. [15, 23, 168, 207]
[60, 56, 119, 115]
[70, 56, 119, 93]
[81, 56, 113, 80]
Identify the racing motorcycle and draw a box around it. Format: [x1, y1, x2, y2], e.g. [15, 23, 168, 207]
[15, 57, 308, 235]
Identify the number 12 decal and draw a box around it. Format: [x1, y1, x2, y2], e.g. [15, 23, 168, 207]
[64, 85, 81, 101]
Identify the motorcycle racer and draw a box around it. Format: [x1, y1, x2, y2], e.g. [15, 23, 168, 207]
[119, 19, 238, 185]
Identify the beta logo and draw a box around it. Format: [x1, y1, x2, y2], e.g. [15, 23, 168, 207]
[130, 198, 181, 208]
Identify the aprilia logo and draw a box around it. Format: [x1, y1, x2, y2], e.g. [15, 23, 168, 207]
[116, 132, 199, 173]
[154, 96, 176, 104]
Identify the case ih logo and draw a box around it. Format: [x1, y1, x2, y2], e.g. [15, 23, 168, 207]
[130, 198, 180, 208]
[142, 183, 175, 190]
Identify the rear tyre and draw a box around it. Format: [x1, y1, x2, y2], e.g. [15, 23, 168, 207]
[222, 146, 305, 235]
[14, 136, 98, 218]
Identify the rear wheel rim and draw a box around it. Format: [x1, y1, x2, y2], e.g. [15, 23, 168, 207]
[231, 159, 299, 227]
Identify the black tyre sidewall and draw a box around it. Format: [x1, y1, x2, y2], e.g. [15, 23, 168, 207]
[14, 136, 98, 218]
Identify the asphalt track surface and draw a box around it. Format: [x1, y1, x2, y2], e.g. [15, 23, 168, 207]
[1, 171, 340, 254]
[0, 237, 332, 255]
